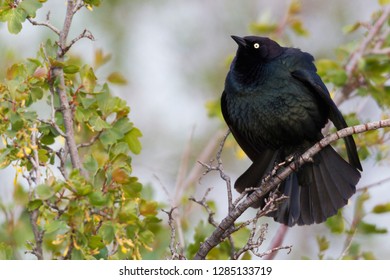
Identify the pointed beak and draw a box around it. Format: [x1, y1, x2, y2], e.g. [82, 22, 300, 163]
[231, 35, 247, 47]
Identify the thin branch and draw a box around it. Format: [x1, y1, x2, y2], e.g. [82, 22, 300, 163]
[49, 0, 88, 177]
[59, 29, 95, 57]
[189, 188, 218, 228]
[73, 0, 85, 14]
[345, 6, 390, 75]
[162, 208, 186, 260]
[27, 16, 60, 35]
[198, 130, 234, 212]
[335, 6, 390, 105]
[194, 118, 390, 259]
[357, 176, 390, 192]
[263, 224, 289, 260]
[77, 131, 102, 148]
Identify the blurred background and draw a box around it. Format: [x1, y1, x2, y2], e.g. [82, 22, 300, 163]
[1, 0, 389, 259]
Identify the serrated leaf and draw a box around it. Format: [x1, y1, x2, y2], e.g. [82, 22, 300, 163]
[124, 127, 142, 154]
[372, 203, 390, 214]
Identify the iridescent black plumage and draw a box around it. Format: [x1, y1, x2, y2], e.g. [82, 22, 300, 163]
[221, 36, 362, 226]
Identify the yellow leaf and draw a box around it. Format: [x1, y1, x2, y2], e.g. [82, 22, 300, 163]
[289, 0, 302, 14]
[235, 147, 247, 160]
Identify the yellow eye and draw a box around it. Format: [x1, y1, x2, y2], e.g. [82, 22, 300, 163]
[254, 43, 260, 49]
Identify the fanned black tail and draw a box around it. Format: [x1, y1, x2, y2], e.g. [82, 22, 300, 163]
[270, 145, 361, 226]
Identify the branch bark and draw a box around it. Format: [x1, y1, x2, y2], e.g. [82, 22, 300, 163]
[334, 6, 390, 105]
[194, 118, 390, 260]
[49, 0, 88, 177]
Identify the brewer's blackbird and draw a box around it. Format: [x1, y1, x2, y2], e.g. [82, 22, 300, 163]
[221, 35, 362, 226]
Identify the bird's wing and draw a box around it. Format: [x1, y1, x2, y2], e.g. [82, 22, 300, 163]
[221, 91, 278, 192]
[291, 69, 362, 171]
[221, 90, 261, 161]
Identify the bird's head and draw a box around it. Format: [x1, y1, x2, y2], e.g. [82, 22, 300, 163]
[231, 35, 284, 69]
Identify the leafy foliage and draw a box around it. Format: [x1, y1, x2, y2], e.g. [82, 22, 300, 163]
[0, 0, 160, 260]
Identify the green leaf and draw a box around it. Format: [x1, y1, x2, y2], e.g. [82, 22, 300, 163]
[36, 184, 55, 200]
[73, 183, 93, 196]
[107, 72, 128, 85]
[139, 230, 154, 245]
[288, 0, 302, 14]
[124, 127, 142, 154]
[88, 235, 105, 249]
[362, 251, 376, 260]
[325, 210, 345, 234]
[84, 0, 101, 7]
[123, 181, 142, 198]
[100, 222, 115, 243]
[7, 8, 26, 34]
[94, 49, 112, 69]
[112, 117, 133, 134]
[205, 99, 223, 120]
[84, 154, 99, 174]
[88, 191, 107, 207]
[379, 0, 390, 6]
[44, 220, 68, 234]
[80, 66, 97, 93]
[63, 65, 80, 74]
[19, 0, 42, 17]
[343, 22, 361, 34]
[89, 115, 111, 131]
[99, 127, 124, 147]
[0, 243, 14, 260]
[30, 87, 44, 102]
[317, 236, 329, 251]
[317, 236, 329, 259]
[27, 199, 43, 211]
[358, 221, 388, 234]
[249, 22, 278, 34]
[290, 19, 309, 36]
[372, 203, 390, 214]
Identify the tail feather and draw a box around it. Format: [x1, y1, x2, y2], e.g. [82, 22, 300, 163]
[270, 146, 360, 226]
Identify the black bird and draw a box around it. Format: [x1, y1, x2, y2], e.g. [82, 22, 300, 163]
[221, 35, 362, 226]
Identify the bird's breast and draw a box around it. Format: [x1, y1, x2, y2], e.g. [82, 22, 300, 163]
[224, 75, 325, 148]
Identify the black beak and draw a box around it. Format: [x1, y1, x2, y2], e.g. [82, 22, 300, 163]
[231, 35, 247, 47]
